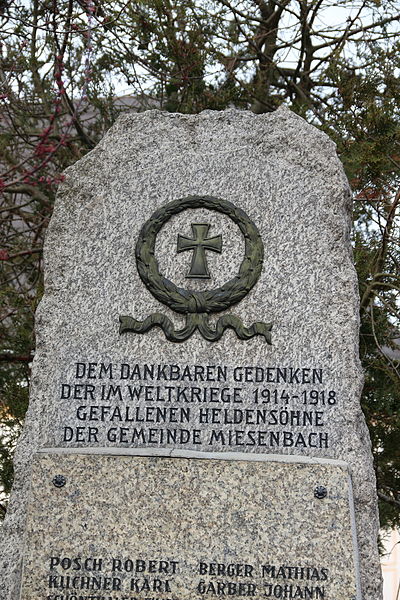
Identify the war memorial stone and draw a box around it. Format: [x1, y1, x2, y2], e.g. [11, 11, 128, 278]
[0, 108, 382, 600]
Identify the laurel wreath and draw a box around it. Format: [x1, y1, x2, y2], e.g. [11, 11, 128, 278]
[135, 195, 264, 314]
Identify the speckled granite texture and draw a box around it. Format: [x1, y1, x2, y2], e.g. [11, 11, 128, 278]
[20, 454, 359, 600]
[0, 108, 381, 599]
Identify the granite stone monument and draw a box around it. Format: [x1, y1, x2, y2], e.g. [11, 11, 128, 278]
[0, 108, 382, 600]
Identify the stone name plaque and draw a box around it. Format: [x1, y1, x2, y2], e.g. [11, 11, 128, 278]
[20, 454, 360, 600]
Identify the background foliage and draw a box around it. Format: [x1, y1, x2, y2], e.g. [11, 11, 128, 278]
[0, 0, 399, 526]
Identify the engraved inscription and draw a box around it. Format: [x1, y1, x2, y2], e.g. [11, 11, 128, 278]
[55, 361, 338, 451]
[44, 555, 329, 599]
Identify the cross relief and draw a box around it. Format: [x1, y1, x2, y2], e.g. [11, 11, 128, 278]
[177, 223, 222, 279]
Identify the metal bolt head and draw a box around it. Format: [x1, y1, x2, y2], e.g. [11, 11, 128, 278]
[314, 485, 327, 499]
[53, 474, 66, 488]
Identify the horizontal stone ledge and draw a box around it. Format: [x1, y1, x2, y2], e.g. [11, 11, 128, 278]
[38, 445, 349, 467]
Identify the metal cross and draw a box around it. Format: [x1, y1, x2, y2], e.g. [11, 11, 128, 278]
[177, 223, 222, 279]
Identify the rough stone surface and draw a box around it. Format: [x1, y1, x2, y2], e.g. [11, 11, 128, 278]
[0, 108, 382, 599]
[21, 454, 359, 600]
